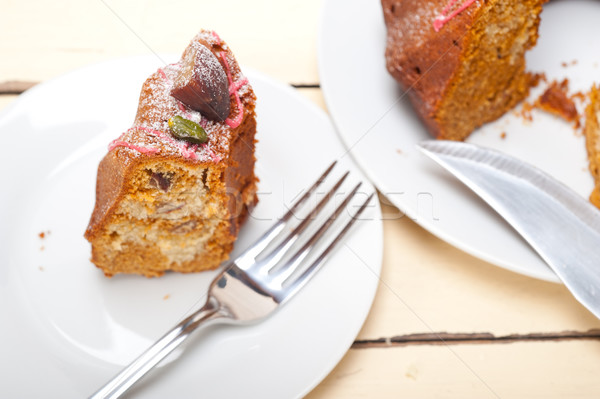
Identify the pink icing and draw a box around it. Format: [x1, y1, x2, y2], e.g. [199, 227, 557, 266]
[110, 126, 200, 160]
[177, 101, 194, 120]
[433, 0, 477, 32]
[137, 125, 199, 160]
[219, 52, 246, 128]
[157, 68, 168, 81]
[108, 140, 159, 154]
[136, 125, 174, 143]
[231, 76, 249, 92]
[201, 143, 221, 163]
[211, 31, 222, 43]
[109, 30, 249, 161]
[211, 31, 247, 129]
[225, 88, 244, 128]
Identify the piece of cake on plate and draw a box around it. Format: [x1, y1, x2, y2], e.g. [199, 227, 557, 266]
[382, 0, 547, 141]
[85, 30, 258, 277]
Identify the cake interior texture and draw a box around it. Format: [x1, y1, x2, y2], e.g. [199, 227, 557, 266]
[383, 0, 547, 140]
[88, 158, 249, 277]
[585, 85, 600, 208]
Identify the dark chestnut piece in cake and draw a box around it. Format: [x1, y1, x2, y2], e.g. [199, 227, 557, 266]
[149, 171, 173, 192]
[171, 43, 230, 121]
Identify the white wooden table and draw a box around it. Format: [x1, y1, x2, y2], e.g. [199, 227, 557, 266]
[2, 0, 600, 397]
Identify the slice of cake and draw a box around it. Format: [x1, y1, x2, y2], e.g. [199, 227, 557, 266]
[382, 0, 547, 140]
[585, 85, 600, 208]
[535, 79, 580, 128]
[84, 30, 258, 277]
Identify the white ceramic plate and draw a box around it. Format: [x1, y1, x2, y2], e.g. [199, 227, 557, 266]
[319, 0, 600, 282]
[0, 57, 382, 398]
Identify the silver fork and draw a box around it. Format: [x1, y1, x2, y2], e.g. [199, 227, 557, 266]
[89, 161, 374, 399]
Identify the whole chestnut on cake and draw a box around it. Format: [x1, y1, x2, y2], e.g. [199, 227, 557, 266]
[170, 43, 230, 121]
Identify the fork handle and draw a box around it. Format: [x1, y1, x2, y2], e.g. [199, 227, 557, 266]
[89, 296, 223, 399]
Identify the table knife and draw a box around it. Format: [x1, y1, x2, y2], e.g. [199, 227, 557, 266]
[418, 140, 600, 319]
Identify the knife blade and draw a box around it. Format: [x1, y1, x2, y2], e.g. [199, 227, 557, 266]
[418, 140, 600, 319]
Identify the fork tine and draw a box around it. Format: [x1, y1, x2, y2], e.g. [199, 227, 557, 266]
[239, 161, 337, 262]
[270, 182, 363, 286]
[279, 192, 374, 303]
[251, 170, 350, 274]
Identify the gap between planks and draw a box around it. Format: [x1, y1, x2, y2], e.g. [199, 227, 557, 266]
[352, 329, 600, 348]
[0, 81, 37, 94]
[0, 80, 320, 95]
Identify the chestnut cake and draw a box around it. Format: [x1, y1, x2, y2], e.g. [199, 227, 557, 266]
[85, 30, 258, 277]
[382, 0, 547, 141]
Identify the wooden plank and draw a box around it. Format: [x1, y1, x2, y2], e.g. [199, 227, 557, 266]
[0, 95, 18, 111]
[0, 0, 321, 84]
[307, 340, 600, 398]
[295, 87, 327, 111]
[0, 81, 36, 94]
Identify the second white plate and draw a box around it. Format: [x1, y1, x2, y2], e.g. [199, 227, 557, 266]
[319, 0, 600, 282]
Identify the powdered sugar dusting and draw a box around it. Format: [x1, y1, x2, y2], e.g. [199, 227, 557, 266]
[109, 30, 253, 163]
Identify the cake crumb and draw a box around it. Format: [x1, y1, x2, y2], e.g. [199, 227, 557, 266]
[535, 79, 580, 128]
[529, 71, 546, 88]
[516, 101, 534, 123]
[163, 294, 171, 300]
[500, 132, 507, 139]
[38, 230, 51, 239]
[405, 364, 419, 380]
[572, 91, 586, 102]
[561, 60, 578, 68]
